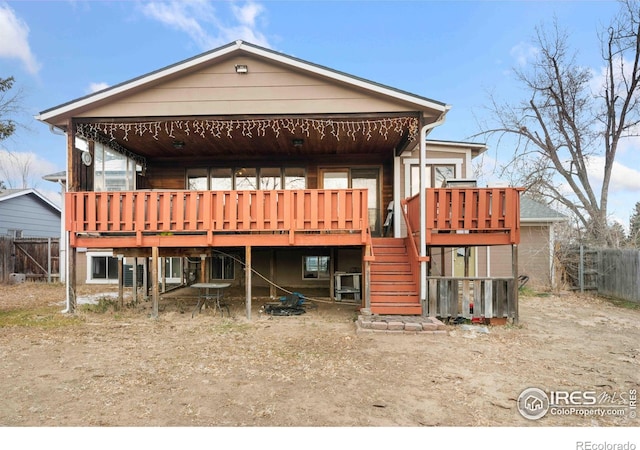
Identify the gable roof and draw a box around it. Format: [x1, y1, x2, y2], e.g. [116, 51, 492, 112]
[520, 197, 566, 222]
[37, 40, 450, 126]
[0, 188, 62, 214]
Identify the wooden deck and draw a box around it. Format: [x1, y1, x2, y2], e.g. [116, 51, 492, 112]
[403, 187, 523, 246]
[66, 187, 522, 249]
[66, 189, 370, 248]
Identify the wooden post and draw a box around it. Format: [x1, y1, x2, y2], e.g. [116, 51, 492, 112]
[269, 250, 276, 299]
[132, 257, 138, 304]
[512, 244, 519, 325]
[245, 245, 252, 320]
[143, 257, 149, 300]
[200, 254, 207, 283]
[117, 254, 124, 309]
[364, 258, 371, 312]
[47, 237, 52, 283]
[68, 245, 77, 313]
[151, 247, 159, 318]
[161, 257, 166, 293]
[66, 118, 77, 314]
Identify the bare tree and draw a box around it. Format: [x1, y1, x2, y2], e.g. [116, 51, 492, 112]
[1, 75, 25, 189]
[0, 76, 20, 141]
[477, 1, 640, 246]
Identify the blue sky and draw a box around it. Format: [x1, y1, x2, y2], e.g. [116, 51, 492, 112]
[1, 0, 639, 228]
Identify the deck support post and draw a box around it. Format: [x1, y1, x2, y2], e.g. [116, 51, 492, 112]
[67, 245, 76, 314]
[200, 254, 207, 283]
[132, 257, 138, 304]
[151, 247, 159, 318]
[269, 250, 276, 299]
[161, 257, 166, 293]
[245, 245, 252, 320]
[117, 254, 124, 309]
[512, 244, 519, 325]
[142, 257, 149, 300]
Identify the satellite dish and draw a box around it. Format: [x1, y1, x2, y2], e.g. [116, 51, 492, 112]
[81, 151, 92, 166]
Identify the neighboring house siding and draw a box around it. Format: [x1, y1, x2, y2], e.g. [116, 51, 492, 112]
[477, 225, 553, 289]
[519, 225, 554, 289]
[0, 194, 60, 237]
[76, 55, 416, 118]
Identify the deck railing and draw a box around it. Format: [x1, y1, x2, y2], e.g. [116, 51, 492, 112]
[404, 187, 523, 246]
[66, 189, 369, 247]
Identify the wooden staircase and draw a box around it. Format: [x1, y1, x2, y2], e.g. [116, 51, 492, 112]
[369, 237, 422, 315]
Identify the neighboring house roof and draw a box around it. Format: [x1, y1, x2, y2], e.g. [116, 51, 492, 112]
[37, 40, 450, 127]
[0, 188, 62, 214]
[520, 197, 566, 223]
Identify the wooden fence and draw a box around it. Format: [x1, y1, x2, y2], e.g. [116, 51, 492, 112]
[426, 276, 517, 320]
[597, 249, 640, 303]
[0, 236, 60, 283]
[560, 246, 640, 303]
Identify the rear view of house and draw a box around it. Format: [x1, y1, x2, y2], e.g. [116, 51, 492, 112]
[37, 40, 522, 321]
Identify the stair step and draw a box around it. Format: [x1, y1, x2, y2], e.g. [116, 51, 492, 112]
[371, 282, 416, 292]
[371, 264, 411, 274]
[371, 293, 419, 302]
[370, 303, 422, 315]
[373, 245, 407, 255]
[372, 254, 410, 263]
[370, 273, 414, 282]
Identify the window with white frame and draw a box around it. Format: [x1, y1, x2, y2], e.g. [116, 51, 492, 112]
[407, 160, 460, 196]
[86, 252, 118, 283]
[186, 167, 306, 190]
[93, 141, 137, 191]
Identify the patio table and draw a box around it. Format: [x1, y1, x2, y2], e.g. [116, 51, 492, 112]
[191, 282, 232, 318]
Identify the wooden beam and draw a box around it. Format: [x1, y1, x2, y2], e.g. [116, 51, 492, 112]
[512, 244, 519, 325]
[200, 254, 207, 283]
[269, 250, 276, 299]
[132, 257, 138, 305]
[245, 245, 252, 320]
[151, 247, 159, 318]
[117, 255, 124, 309]
[67, 118, 77, 192]
[68, 246, 77, 313]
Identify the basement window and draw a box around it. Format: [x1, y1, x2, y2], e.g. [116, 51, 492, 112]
[210, 254, 235, 280]
[303, 256, 330, 279]
[87, 252, 118, 284]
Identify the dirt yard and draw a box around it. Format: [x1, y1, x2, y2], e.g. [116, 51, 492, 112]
[0, 282, 638, 427]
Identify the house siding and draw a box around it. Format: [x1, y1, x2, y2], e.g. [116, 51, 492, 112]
[0, 194, 60, 238]
[75, 55, 417, 118]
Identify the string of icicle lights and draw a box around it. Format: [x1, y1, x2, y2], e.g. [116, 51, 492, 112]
[76, 117, 419, 143]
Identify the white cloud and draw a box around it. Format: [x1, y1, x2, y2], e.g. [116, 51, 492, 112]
[88, 82, 110, 94]
[585, 155, 640, 191]
[0, 2, 40, 74]
[140, 0, 270, 50]
[510, 41, 538, 67]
